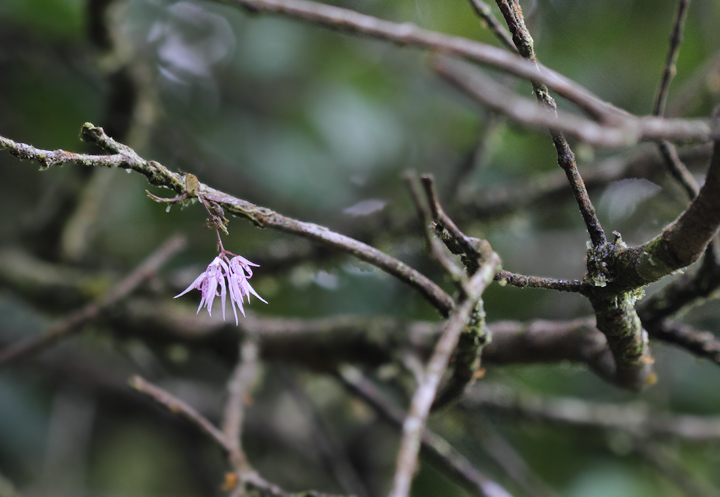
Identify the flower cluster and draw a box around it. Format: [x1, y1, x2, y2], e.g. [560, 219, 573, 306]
[176, 251, 266, 324]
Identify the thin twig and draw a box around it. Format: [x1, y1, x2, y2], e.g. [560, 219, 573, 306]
[129, 375, 231, 451]
[493, 1, 607, 248]
[432, 57, 716, 148]
[467, 0, 516, 51]
[658, 139, 700, 199]
[654, 0, 692, 117]
[653, 1, 698, 202]
[130, 365, 340, 497]
[337, 366, 514, 497]
[389, 253, 500, 497]
[222, 337, 259, 471]
[644, 321, 720, 365]
[406, 172, 466, 284]
[0, 235, 186, 368]
[419, 175, 491, 276]
[494, 269, 585, 293]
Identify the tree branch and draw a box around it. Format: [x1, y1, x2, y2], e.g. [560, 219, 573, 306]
[222, 337, 259, 472]
[0, 235, 186, 368]
[129, 375, 231, 452]
[654, 0, 692, 117]
[337, 366, 514, 497]
[0, 124, 455, 316]
[207, 0, 621, 121]
[466, 0, 516, 51]
[493, 0, 606, 248]
[615, 116, 720, 288]
[389, 253, 500, 497]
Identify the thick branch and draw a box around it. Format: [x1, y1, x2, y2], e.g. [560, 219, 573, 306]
[616, 123, 720, 288]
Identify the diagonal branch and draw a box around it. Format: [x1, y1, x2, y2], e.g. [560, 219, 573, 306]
[492, 0, 605, 248]
[337, 366, 514, 497]
[222, 337, 259, 472]
[389, 252, 500, 497]
[466, 0, 516, 51]
[0, 235, 186, 368]
[206, 0, 620, 121]
[129, 375, 231, 452]
[654, 0, 692, 117]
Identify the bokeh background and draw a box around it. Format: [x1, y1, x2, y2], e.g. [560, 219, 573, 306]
[2, 0, 720, 496]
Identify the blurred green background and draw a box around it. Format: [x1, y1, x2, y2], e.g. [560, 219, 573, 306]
[1, 0, 720, 496]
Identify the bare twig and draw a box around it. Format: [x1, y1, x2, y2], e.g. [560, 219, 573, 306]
[207, 0, 619, 121]
[657, 139, 700, 199]
[0, 124, 455, 316]
[130, 365, 344, 497]
[493, 0, 605, 248]
[337, 366, 514, 497]
[494, 269, 585, 293]
[644, 321, 720, 365]
[653, 1, 698, 202]
[389, 253, 500, 497]
[0, 235, 186, 368]
[433, 57, 717, 148]
[654, 0, 692, 117]
[467, 0, 516, 51]
[129, 375, 231, 451]
[405, 172, 466, 284]
[222, 337, 259, 471]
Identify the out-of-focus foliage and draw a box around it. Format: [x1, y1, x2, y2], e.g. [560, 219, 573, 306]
[1, 0, 720, 496]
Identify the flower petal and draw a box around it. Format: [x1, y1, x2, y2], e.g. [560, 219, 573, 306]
[174, 271, 207, 299]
